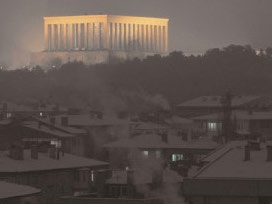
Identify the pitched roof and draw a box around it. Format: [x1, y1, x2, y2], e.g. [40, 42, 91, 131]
[193, 110, 272, 121]
[195, 141, 272, 179]
[53, 114, 130, 127]
[103, 134, 218, 150]
[22, 121, 75, 138]
[0, 150, 108, 173]
[0, 181, 40, 200]
[165, 116, 193, 125]
[177, 95, 262, 108]
[135, 122, 168, 130]
[33, 117, 86, 134]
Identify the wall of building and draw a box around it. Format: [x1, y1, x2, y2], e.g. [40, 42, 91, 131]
[60, 197, 163, 204]
[189, 196, 259, 204]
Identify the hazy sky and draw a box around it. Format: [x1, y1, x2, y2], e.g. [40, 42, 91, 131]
[1, 0, 272, 66]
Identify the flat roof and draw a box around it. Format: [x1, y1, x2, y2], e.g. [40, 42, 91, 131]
[44, 14, 169, 22]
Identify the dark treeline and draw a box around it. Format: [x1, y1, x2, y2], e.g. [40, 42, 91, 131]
[1, 44, 272, 110]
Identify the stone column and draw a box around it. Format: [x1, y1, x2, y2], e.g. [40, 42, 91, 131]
[69, 24, 73, 50]
[144, 24, 147, 51]
[123, 23, 127, 50]
[162, 26, 165, 53]
[57, 24, 61, 51]
[121, 23, 125, 50]
[148, 25, 152, 51]
[135, 24, 138, 50]
[89, 23, 93, 50]
[44, 23, 49, 51]
[111, 23, 115, 49]
[51, 24, 56, 51]
[138, 24, 141, 50]
[158, 26, 162, 52]
[155, 25, 159, 52]
[103, 21, 108, 49]
[165, 24, 168, 53]
[63, 24, 67, 51]
[116, 23, 120, 50]
[129, 24, 133, 50]
[84, 23, 88, 50]
[78, 23, 81, 49]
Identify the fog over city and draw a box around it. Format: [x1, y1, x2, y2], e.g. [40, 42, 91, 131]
[1, 0, 272, 67]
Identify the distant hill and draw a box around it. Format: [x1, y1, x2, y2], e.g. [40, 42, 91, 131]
[1, 44, 272, 112]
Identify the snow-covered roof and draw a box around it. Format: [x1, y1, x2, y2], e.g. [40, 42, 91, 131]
[193, 110, 272, 121]
[33, 117, 86, 134]
[0, 150, 108, 173]
[53, 114, 131, 127]
[165, 116, 193, 125]
[22, 121, 75, 138]
[195, 141, 272, 179]
[0, 181, 40, 200]
[177, 95, 262, 108]
[103, 134, 218, 150]
[135, 122, 168, 130]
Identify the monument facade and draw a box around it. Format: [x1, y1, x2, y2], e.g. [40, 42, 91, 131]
[30, 15, 169, 67]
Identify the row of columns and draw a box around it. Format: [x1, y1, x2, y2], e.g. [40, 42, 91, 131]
[44, 22, 168, 53]
[109, 23, 167, 52]
[45, 23, 105, 51]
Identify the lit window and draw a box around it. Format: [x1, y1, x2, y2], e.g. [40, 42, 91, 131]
[208, 122, 217, 132]
[172, 154, 184, 162]
[39, 112, 43, 117]
[142, 151, 149, 158]
[91, 170, 94, 182]
[50, 140, 61, 148]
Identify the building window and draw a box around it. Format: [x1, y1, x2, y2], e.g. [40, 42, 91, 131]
[155, 150, 161, 158]
[207, 122, 217, 132]
[6, 112, 11, 118]
[142, 150, 149, 159]
[172, 154, 184, 162]
[91, 170, 94, 182]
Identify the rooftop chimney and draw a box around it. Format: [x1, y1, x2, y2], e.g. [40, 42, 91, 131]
[61, 116, 68, 126]
[31, 145, 38, 159]
[267, 145, 272, 161]
[244, 145, 250, 161]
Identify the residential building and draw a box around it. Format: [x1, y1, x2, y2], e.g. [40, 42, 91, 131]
[0, 181, 40, 204]
[176, 95, 272, 118]
[183, 141, 272, 204]
[0, 145, 108, 204]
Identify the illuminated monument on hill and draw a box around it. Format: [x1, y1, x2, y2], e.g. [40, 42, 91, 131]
[30, 15, 169, 67]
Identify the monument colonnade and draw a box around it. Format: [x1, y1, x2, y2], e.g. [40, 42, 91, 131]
[44, 15, 169, 53]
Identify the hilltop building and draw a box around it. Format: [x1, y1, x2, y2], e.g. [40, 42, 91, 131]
[30, 15, 169, 67]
